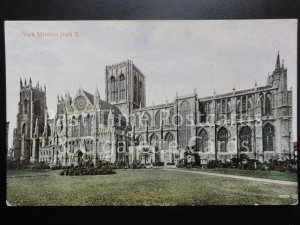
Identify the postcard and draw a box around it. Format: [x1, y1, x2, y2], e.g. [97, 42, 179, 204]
[5, 20, 298, 206]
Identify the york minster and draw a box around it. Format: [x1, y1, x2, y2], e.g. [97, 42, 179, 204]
[10, 52, 294, 166]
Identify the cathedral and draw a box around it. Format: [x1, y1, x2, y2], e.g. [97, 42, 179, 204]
[11, 52, 294, 166]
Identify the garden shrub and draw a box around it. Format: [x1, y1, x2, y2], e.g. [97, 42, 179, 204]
[153, 161, 164, 166]
[116, 161, 128, 169]
[129, 160, 146, 169]
[59, 159, 116, 176]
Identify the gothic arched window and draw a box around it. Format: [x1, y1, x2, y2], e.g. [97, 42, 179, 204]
[24, 99, 28, 114]
[149, 134, 158, 146]
[164, 132, 174, 150]
[216, 101, 221, 120]
[265, 93, 272, 115]
[85, 114, 92, 136]
[259, 94, 264, 116]
[141, 112, 151, 127]
[110, 76, 116, 102]
[34, 100, 41, 115]
[169, 108, 174, 125]
[136, 135, 144, 146]
[79, 115, 84, 137]
[247, 97, 253, 117]
[22, 123, 27, 135]
[120, 74, 126, 100]
[242, 96, 246, 114]
[239, 126, 252, 152]
[139, 81, 143, 105]
[222, 99, 226, 116]
[47, 124, 51, 137]
[263, 123, 274, 151]
[134, 114, 139, 128]
[197, 129, 209, 152]
[134, 76, 137, 103]
[226, 100, 231, 120]
[71, 116, 78, 137]
[217, 127, 229, 152]
[155, 110, 161, 126]
[236, 98, 241, 119]
[179, 101, 191, 148]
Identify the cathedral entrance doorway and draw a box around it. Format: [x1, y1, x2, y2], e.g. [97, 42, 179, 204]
[75, 150, 83, 165]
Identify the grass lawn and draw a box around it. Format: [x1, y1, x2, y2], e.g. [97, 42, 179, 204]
[178, 168, 298, 182]
[7, 169, 298, 206]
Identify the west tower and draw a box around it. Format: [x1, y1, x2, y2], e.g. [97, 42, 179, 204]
[12, 78, 47, 164]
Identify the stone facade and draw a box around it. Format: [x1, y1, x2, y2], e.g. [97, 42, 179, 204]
[11, 53, 294, 166]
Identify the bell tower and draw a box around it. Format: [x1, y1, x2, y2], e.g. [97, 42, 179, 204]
[12, 78, 47, 164]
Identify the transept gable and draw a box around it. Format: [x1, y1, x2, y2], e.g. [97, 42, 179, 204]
[72, 88, 94, 112]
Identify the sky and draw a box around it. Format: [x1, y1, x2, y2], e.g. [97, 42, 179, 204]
[5, 20, 297, 148]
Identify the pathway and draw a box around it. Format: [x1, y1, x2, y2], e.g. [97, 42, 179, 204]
[164, 168, 298, 187]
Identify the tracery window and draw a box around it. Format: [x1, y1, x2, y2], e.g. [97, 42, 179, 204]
[85, 114, 92, 136]
[78, 115, 84, 137]
[164, 132, 175, 150]
[141, 112, 151, 127]
[226, 100, 231, 120]
[111, 76, 117, 102]
[135, 135, 144, 146]
[259, 94, 264, 116]
[199, 102, 207, 123]
[169, 108, 174, 125]
[236, 98, 241, 119]
[247, 97, 253, 117]
[134, 76, 137, 103]
[239, 126, 252, 152]
[217, 127, 229, 152]
[155, 110, 161, 126]
[222, 99, 226, 119]
[120, 74, 126, 100]
[34, 100, 41, 115]
[179, 101, 191, 148]
[139, 81, 143, 105]
[265, 93, 272, 115]
[24, 99, 28, 114]
[263, 123, 274, 151]
[242, 96, 246, 114]
[134, 114, 139, 128]
[216, 101, 221, 120]
[197, 129, 209, 152]
[149, 134, 159, 147]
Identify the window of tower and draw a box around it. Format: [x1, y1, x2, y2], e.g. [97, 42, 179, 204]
[134, 76, 137, 103]
[120, 74, 126, 100]
[111, 76, 116, 101]
[34, 100, 41, 115]
[139, 81, 143, 105]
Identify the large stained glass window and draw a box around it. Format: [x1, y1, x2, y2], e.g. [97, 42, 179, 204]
[239, 126, 252, 152]
[263, 123, 274, 151]
[197, 129, 209, 152]
[217, 127, 229, 152]
[179, 101, 191, 148]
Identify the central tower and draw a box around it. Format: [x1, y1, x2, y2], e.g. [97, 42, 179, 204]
[105, 60, 146, 116]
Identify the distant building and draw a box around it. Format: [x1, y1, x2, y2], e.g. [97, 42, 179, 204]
[10, 52, 293, 165]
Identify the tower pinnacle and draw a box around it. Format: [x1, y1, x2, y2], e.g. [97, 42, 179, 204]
[276, 50, 281, 69]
